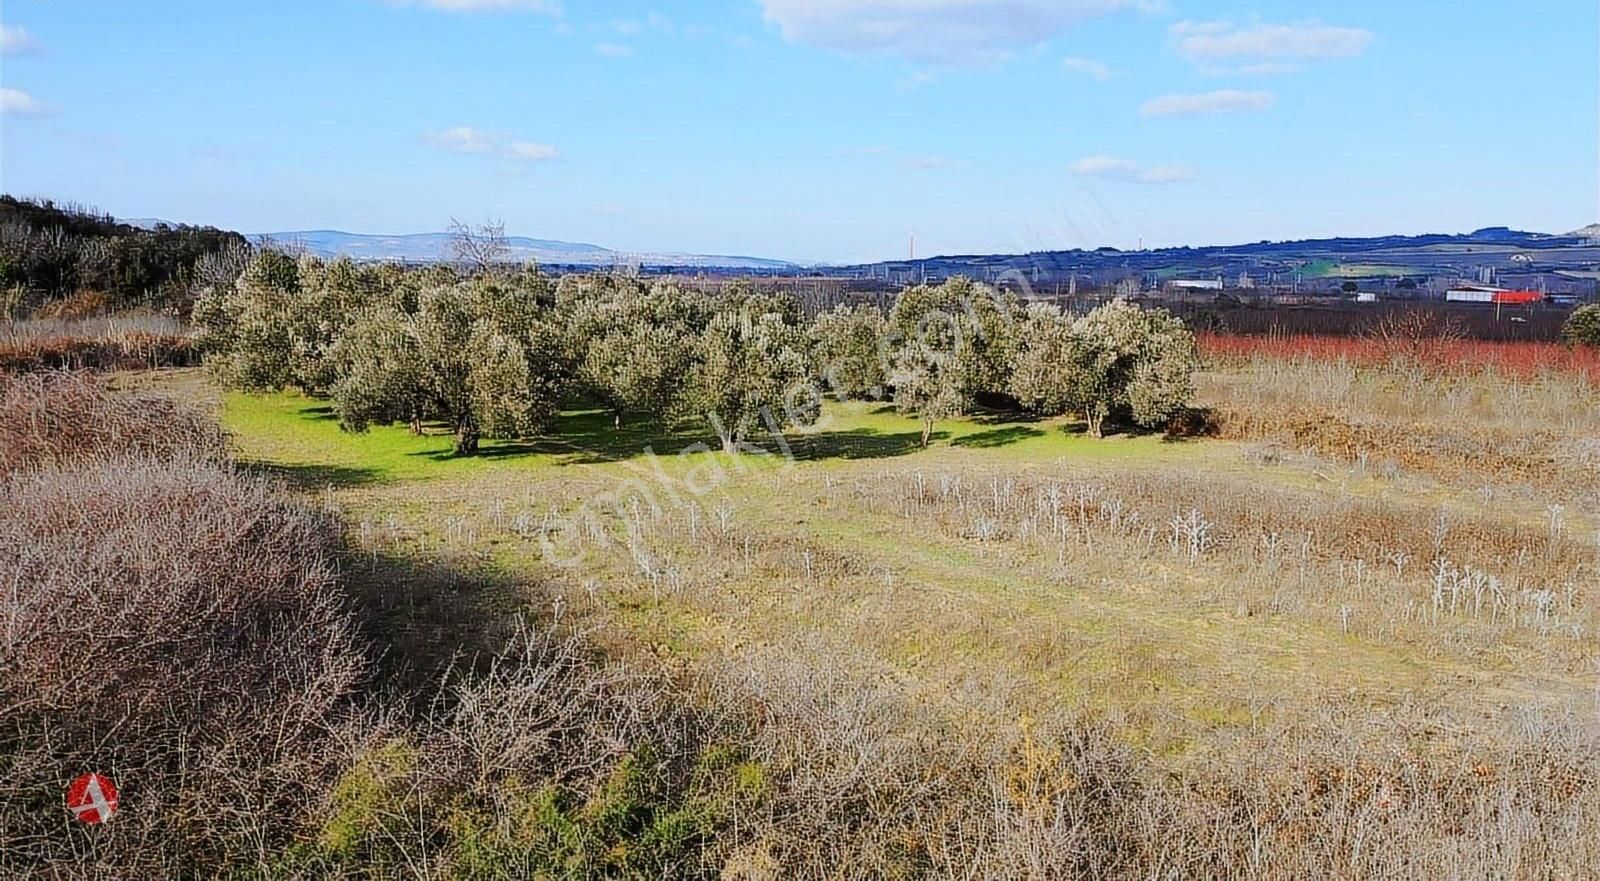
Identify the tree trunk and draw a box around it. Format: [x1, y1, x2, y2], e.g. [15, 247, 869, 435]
[722, 434, 739, 455]
[454, 415, 480, 456]
[614, 410, 623, 430]
[409, 413, 424, 436]
[1086, 411, 1105, 439]
[921, 417, 933, 448]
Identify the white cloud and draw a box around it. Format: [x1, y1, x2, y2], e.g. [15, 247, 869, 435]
[425, 126, 497, 153]
[1133, 164, 1192, 184]
[427, 127, 560, 161]
[595, 42, 633, 57]
[504, 141, 558, 161]
[1172, 20, 1371, 63]
[1061, 56, 1113, 81]
[759, 0, 1158, 65]
[1071, 155, 1192, 184]
[1, 24, 42, 55]
[395, 0, 562, 12]
[1, 89, 51, 117]
[1223, 62, 1301, 76]
[1141, 89, 1274, 117]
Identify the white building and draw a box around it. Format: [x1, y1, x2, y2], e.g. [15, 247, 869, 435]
[1445, 285, 1501, 303]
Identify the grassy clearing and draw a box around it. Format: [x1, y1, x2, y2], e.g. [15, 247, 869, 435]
[137, 368, 1596, 754]
[207, 378, 1200, 489]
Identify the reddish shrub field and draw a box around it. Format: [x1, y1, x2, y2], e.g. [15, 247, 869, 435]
[0, 316, 196, 373]
[1199, 332, 1600, 381]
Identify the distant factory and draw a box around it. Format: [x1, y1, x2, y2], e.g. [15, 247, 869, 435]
[1443, 285, 1544, 305]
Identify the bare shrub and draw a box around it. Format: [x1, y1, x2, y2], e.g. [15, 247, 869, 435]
[1170, 706, 1600, 878]
[700, 639, 1600, 879]
[701, 640, 1174, 879]
[0, 455, 363, 875]
[1362, 309, 1465, 367]
[0, 371, 227, 473]
[0, 315, 196, 372]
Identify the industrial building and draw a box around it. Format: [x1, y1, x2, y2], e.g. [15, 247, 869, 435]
[1443, 285, 1544, 305]
[1169, 278, 1225, 291]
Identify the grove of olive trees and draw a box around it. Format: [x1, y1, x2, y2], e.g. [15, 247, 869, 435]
[195, 253, 1199, 453]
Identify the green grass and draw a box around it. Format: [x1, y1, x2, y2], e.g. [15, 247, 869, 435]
[219, 387, 1198, 488]
[1299, 261, 1413, 279]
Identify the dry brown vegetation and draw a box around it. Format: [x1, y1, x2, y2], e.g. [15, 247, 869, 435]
[0, 454, 363, 875]
[0, 315, 196, 373]
[478, 452, 1599, 877]
[5, 355, 1599, 878]
[1200, 351, 1600, 506]
[0, 370, 227, 473]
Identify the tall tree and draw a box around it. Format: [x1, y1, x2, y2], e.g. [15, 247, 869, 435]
[691, 302, 817, 453]
[888, 276, 1019, 400]
[808, 303, 890, 400]
[330, 278, 564, 455]
[891, 340, 968, 448]
[1012, 299, 1197, 437]
[572, 281, 710, 428]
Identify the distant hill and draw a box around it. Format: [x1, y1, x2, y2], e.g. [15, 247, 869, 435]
[1568, 223, 1600, 238]
[257, 229, 798, 271]
[831, 226, 1600, 291]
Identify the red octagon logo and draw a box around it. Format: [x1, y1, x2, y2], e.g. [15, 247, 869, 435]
[66, 773, 119, 824]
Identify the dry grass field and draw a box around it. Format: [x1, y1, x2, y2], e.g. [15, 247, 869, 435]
[90, 347, 1600, 877]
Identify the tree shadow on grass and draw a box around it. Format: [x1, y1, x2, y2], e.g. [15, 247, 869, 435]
[342, 551, 539, 699]
[953, 425, 1045, 449]
[792, 428, 949, 461]
[297, 404, 338, 421]
[243, 460, 385, 489]
[408, 408, 712, 465]
[399, 405, 1064, 468]
[969, 411, 1044, 426]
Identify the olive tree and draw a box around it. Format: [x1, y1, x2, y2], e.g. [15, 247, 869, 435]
[1011, 303, 1104, 429]
[192, 249, 300, 390]
[808, 303, 890, 400]
[1012, 299, 1197, 437]
[690, 302, 818, 453]
[330, 279, 564, 456]
[193, 251, 379, 394]
[1562, 304, 1600, 347]
[892, 340, 969, 448]
[328, 306, 430, 435]
[888, 276, 1018, 399]
[573, 281, 712, 428]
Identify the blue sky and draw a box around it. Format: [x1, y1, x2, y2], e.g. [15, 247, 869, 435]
[0, 1, 1594, 263]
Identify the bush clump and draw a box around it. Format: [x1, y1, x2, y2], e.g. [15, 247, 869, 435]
[1563, 304, 1600, 347]
[1012, 299, 1198, 436]
[0, 454, 363, 874]
[0, 371, 227, 473]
